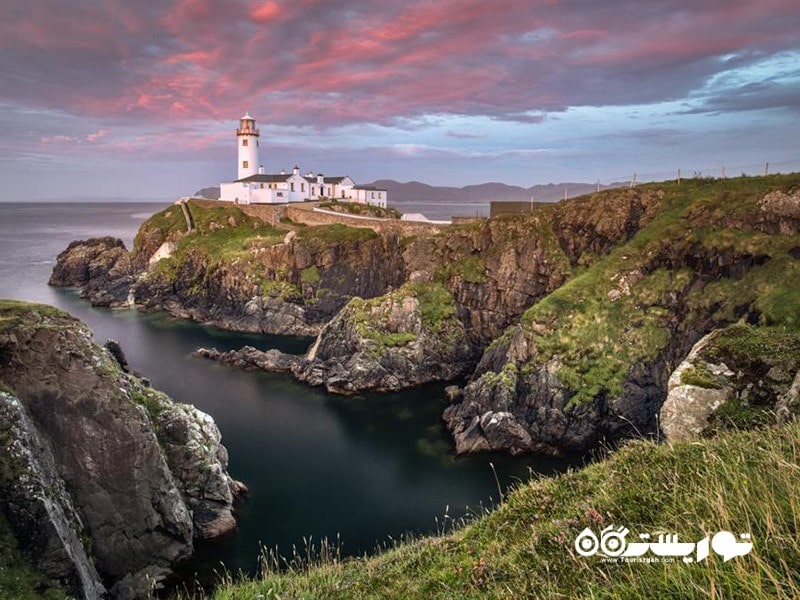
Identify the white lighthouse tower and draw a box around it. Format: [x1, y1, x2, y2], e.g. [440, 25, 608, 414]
[236, 112, 259, 179]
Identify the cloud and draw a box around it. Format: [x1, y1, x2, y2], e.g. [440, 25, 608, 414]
[446, 131, 487, 139]
[0, 0, 797, 130]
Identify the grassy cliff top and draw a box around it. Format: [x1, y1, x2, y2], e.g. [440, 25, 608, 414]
[0, 299, 75, 333]
[195, 419, 800, 600]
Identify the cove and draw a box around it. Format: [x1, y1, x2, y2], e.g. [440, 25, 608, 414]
[0, 203, 580, 588]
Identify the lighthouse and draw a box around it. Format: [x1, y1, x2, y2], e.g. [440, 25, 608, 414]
[236, 112, 259, 179]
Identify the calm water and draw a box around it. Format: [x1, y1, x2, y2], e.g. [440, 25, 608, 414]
[0, 202, 577, 584]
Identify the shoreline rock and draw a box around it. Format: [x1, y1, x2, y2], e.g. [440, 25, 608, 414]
[0, 301, 245, 599]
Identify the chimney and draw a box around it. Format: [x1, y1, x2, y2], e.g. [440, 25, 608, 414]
[258, 165, 265, 174]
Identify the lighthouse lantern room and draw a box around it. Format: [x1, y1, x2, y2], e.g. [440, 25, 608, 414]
[236, 112, 259, 180]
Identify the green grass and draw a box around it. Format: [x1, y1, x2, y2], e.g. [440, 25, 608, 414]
[344, 282, 459, 350]
[300, 265, 321, 285]
[192, 420, 800, 600]
[296, 223, 378, 245]
[133, 204, 187, 253]
[413, 282, 457, 332]
[702, 325, 800, 375]
[439, 256, 487, 284]
[261, 280, 302, 302]
[318, 200, 401, 220]
[680, 364, 724, 389]
[0, 300, 73, 333]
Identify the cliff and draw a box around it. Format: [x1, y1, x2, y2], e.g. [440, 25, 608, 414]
[0, 300, 244, 599]
[444, 177, 800, 454]
[50, 175, 800, 455]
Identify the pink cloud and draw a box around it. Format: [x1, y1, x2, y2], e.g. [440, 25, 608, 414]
[2, 0, 799, 130]
[251, 1, 281, 22]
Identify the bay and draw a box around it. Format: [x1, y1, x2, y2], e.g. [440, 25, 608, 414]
[0, 202, 578, 586]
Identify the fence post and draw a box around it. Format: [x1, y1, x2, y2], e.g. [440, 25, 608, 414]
[764, 161, 769, 176]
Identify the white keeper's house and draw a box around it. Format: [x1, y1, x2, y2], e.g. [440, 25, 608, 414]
[219, 113, 388, 208]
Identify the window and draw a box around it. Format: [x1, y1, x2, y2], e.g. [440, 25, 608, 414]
[257, 140, 259, 147]
[301, 183, 305, 192]
[312, 187, 316, 195]
[243, 160, 249, 169]
[290, 182, 295, 191]
[242, 139, 248, 147]
[327, 187, 331, 196]
[371, 192, 375, 199]
[260, 183, 264, 189]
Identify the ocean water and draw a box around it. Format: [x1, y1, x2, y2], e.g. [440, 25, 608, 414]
[0, 202, 577, 587]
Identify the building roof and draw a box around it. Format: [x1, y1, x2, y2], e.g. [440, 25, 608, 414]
[353, 185, 386, 191]
[235, 174, 291, 183]
[322, 176, 351, 184]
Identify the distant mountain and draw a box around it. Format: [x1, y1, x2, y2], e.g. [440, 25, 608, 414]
[366, 180, 623, 204]
[190, 180, 623, 205]
[194, 187, 221, 199]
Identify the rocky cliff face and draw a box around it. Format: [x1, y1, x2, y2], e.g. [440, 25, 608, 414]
[49, 176, 800, 455]
[0, 301, 244, 599]
[443, 175, 800, 455]
[48, 237, 136, 307]
[196, 282, 476, 393]
[0, 390, 105, 600]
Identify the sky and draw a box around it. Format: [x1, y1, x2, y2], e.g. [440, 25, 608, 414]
[0, 0, 799, 201]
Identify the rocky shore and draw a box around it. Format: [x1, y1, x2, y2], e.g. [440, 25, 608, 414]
[0, 300, 245, 599]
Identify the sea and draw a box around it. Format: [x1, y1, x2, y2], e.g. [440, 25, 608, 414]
[0, 201, 573, 588]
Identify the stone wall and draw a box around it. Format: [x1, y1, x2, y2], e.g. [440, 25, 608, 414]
[285, 204, 447, 236]
[186, 198, 449, 236]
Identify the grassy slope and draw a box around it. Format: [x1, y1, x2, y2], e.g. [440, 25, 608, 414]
[203, 420, 800, 600]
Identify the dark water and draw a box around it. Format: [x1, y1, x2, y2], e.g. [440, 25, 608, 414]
[0, 202, 577, 585]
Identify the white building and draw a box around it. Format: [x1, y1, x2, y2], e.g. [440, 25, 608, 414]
[219, 113, 387, 208]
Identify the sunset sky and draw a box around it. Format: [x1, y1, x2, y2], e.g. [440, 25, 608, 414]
[1, 0, 799, 201]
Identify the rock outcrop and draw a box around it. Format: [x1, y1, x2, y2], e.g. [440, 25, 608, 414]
[48, 237, 137, 307]
[658, 333, 733, 442]
[294, 282, 475, 393]
[196, 283, 476, 394]
[660, 325, 800, 442]
[0, 301, 244, 599]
